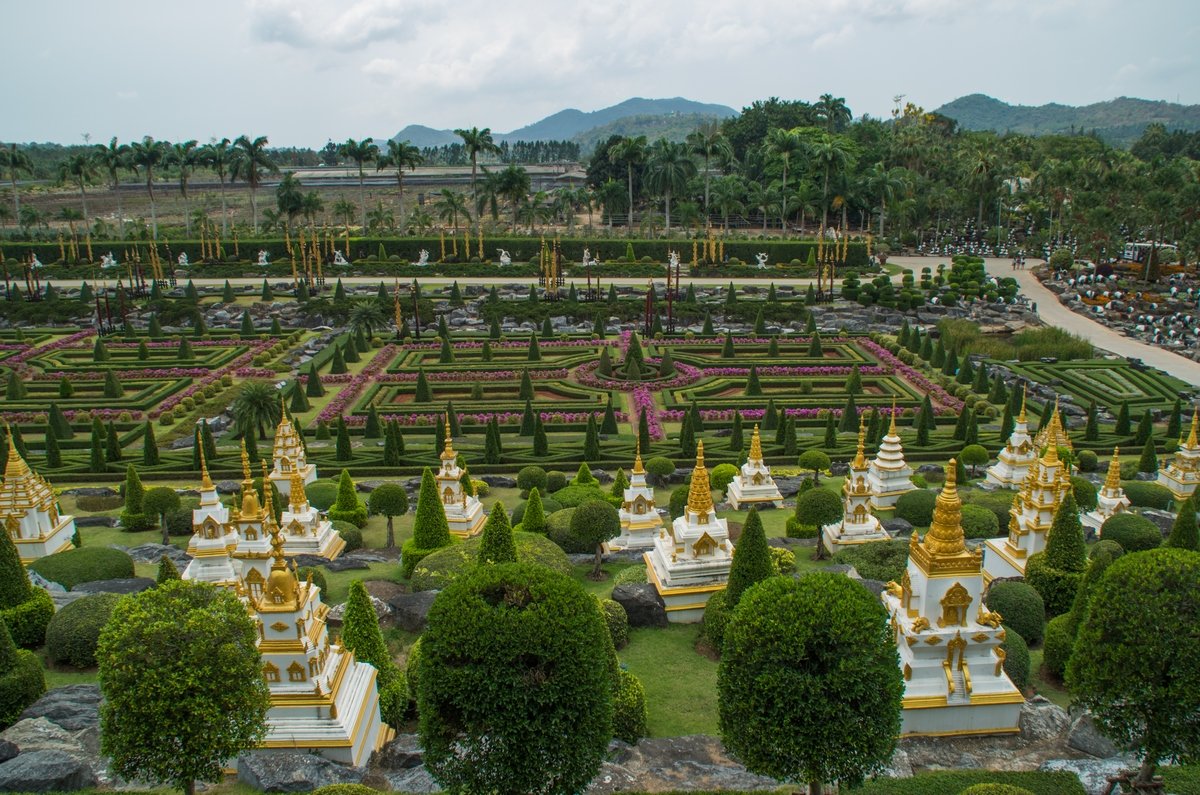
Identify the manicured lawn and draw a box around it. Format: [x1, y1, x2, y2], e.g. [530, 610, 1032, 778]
[620, 624, 719, 737]
[321, 561, 402, 605]
[570, 561, 637, 599]
[1028, 648, 1071, 709]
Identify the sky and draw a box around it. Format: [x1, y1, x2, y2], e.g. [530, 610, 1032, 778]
[4, 0, 1198, 148]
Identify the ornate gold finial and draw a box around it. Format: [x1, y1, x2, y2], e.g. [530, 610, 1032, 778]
[748, 424, 764, 463]
[240, 438, 252, 483]
[1042, 420, 1060, 465]
[1017, 386, 1027, 424]
[290, 470, 307, 510]
[261, 460, 273, 520]
[1187, 407, 1199, 450]
[924, 458, 966, 557]
[632, 438, 645, 474]
[686, 440, 714, 516]
[3, 424, 30, 480]
[1104, 447, 1122, 492]
[198, 437, 214, 491]
[852, 413, 868, 469]
[439, 410, 456, 461]
[261, 512, 299, 609]
[888, 397, 898, 436]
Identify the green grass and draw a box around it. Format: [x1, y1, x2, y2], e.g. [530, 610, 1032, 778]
[1162, 765, 1200, 794]
[36, 650, 100, 689]
[570, 561, 637, 599]
[1028, 648, 1072, 709]
[850, 769, 1085, 794]
[321, 561, 403, 605]
[620, 624, 719, 737]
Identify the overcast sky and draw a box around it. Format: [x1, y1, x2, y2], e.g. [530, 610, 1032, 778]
[5, 0, 1198, 148]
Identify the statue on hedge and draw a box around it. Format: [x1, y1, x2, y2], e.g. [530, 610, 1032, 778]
[257, 249, 270, 267]
[177, 252, 189, 268]
[755, 252, 769, 269]
[333, 250, 349, 267]
[30, 254, 43, 270]
[417, 249, 430, 266]
[497, 249, 511, 267]
[100, 252, 118, 269]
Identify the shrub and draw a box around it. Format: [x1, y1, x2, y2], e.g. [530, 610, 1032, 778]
[305, 480, 339, 511]
[963, 490, 1017, 530]
[644, 457, 675, 485]
[1000, 626, 1031, 691]
[961, 785, 1035, 795]
[1042, 613, 1074, 680]
[1076, 450, 1099, 472]
[794, 487, 842, 527]
[1122, 481, 1173, 510]
[45, 592, 121, 668]
[404, 636, 422, 700]
[551, 483, 613, 508]
[668, 486, 689, 520]
[1025, 553, 1082, 619]
[410, 532, 572, 592]
[961, 504, 1001, 539]
[770, 546, 797, 575]
[598, 597, 629, 649]
[0, 620, 46, 730]
[612, 566, 647, 586]
[336, 525, 363, 552]
[848, 770, 1084, 794]
[516, 465, 547, 496]
[612, 668, 648, 744]
[710, 463, 739, 493]
[1100, 513, 1161, 552]
[328, 470, 368, 528]
[831, 539, 911, 582]
[510, 496, 561, 526]
[545, 470, 569, 492]
[29, 547, 135, 589]
[785, 518, 819, 538]
[702, 588, 731, 652]
[1070, 477, 1098, 512]
[546, 508, 589, 553]
[1091, 539, 1124, 560]
[895, 489, 937, 526]
[76, 494, 124, 512]
[297, 566, 328, 593]
[985, 581, 1045, 646]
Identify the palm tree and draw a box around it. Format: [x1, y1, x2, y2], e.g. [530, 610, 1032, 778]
[59, 207, 83, 240]
[58, 152, 97, 223]
[408, 206, 433, 233]
[746, 182, 779, 233]
[332, 196, 356, 238]
[170, 140, 201, 235]
[338, 137, 379, 230]
[809, 133, 857, 233]
[764, 128, 805, 231]
[0, 144, 32, 224]
[596, 178, 625, 232]
[862, 163, 910, 237]
[497, 165, 530, 231]
[814, 94, 852, 132]
[376, 139, 423, 221]
[129, 136, 169, 238]
[200, 138, 233, 235]
[433, 189, 470, 233]
[963, 140, 1000, 227]
[475, 167, 503, 224]
[300, 191, 324, 227]
[366, 201, 395, 232]
[710, 175, 745, 232]
[644, 139, 696, 234]
[607, 135, 647, 237]
[94, 138, 130, 222]
[453, 127, 501, 226]
[349, 300, 385, 338]
[518, 190, 551, 234]
[687, 122, 733, 217]
[230, 135, 278, 234]
[275, 172, 304, 228]
[231, 380, 282, 439]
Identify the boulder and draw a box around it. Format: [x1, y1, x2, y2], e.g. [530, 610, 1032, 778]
[1038, 757, 1137, 795]
[1019, 696, 1070, 742]
[345, 550, 392, 564]
[291, 554, 330, 569]
[327, 595, 391, 628]
[587, 735, 779, 793]
[1140, 509, 1176, 535]
[74, 516, 119, 528]
[611, 584, 667, 628]
[19, 685, 102, 731]
[124, 543, 192, 566]
[479, 475, 517, 488]
[773, 476, 805, 498]
[0, 717, 88, 758]
[388, 591, 439, 633]
[882, 518, 914, 535]
[325, 558, 370, 573]
[215, 480, 241, 495]
[61, 487, 117, 498]
[0, 749, 98, 792]
[374, 733, 424, 771]
[1068, 711, 1119, 758]
[236, 751, 365, 792]
[0, 742, 14, 765]
[874, 747, 913, 779]
[71, 577, 155, 595]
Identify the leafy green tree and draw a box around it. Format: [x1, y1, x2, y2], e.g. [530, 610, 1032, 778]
[142, 422, 159, 466]
[368, 483, 408, 548]
[719, 573, 903, 794]
[798, 449, 830, 484]
[340, 580, 406, 727]
[571, 499, 621, 576]
[1115, 402, 1131, 436]
[960, 444, 989, 476]
[403, 469, 454, 578]
[479, 502, 517, 564]
[1138, 437, 1158, 474]
[726, 509, 773, 608]
[144, 487, 181, 546]
[1165, 496, 1198, 551]
[98, 580, 270, 795]
[583, 414, 601, 461]
[327, 469, 367, 527]
[44, 424, 61, 468]
[335, 417, 353, 461]
[520, 488, 547, 534]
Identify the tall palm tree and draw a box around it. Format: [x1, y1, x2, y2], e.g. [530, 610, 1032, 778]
[275, 172, 304, 228]
[814, 94, 852, 132]
[746, 182, 779, 233]
[366, 201, 395, 232]
[230, 135, 278, 234]
[170, 140, 201, 235]
[349, 300, 385, 338]
[94, 138, 130, 222]
[433, 189, 471, 234]
[596, 178, 625, 232]
[129, 136, 169, 238]
[200, 138, 233, 235]
[58, 152, 97, 223]
[475, 167, 503, 224]
[710, 175, 745, 232]
[231, 380, 282, 439]
[497, 165, 530, 231]
[809, 133, 857, 233]
[764, 128, 805, 231]
[332, 197, 356, 231]
[453, 127, 501, 226]
[687, 122, 733, 217]
[963, 141, 1000, 227]
[338, 137, 379, 231]
[862, 163, 910, 237]
[644, 139, 697, 234]
[1, 144, 34, 226]
[300, 191, 324, 227]
[608, 135, 647, 237]
[376, 139, 423, 222]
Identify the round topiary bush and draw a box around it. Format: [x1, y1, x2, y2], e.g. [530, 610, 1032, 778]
[702, 589, 731, 652]
[45, 592, 121, 668]
[895, 489, 937, 526]
[612, 668, 648, 745]
[962, 490, 1015, 530]
[547, 508, 590, 553]
[1042, 613, 1074, 680]
[1071, 477, 1098, 512]
[598, 597, 628, 650]
[1100, 513, 1161, 552]
[334, 523, 363, 552]
[1090, 539, 1124, 560]
[794, 487, 842, 528]
[1, 587, 55, 650]
[511, 497, 561, 526]
[961, 504, 1001, 539]
[770, 546, 796, 575]
[710, 463, 739, 494]
[545, 470, 569, 492]
[516, 466, 547, 497]
[551, 483, 612, 508]
[1076, 450, 1099, 472]
[999, 626, 1031, 692]
[29, 547, 135, 589]
[985, 581, 1045, 646]
[410, 532, 573, 592]
[1121, 481, 1173, 509]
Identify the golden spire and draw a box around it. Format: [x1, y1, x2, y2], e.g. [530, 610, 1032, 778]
[239, 439, 261, 517]
[748, 424, 764, 463]
[686, 440, 714, 516]
[1041, 419, 1060, 465]
[632, 438, 645, 474]
[851, 414, 868, 469]
[1017, 386, 1027, 424]
[290, 470, 308, 510]
[924, 458, 966, 557]
[276, 395, 291, 434]
[3, 425, 30, 480]
[262, 515, 298, 609]
[1104, 447, 1122, 492]
[1187, 407, 1199, 450]
[261, 461, 273, 521]
[888, 397, 898, 436]
[240, 438, 252, 484]
[198, 438, 214, 491]
[440, 410, 456, 460]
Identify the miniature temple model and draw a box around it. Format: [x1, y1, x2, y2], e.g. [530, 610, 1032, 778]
[882, 459, 1022, 737]
[611, 441, 664, 551]
[434, 413, 485, 538]
[726, 425, 784, 510]
[183, 445, 240, 586]
[868, 400, 917, 508]
[824, 417, 889, 553]
[227, 446, 278, 587]
[251, 522, 388, 765]
[278, 469, 347, 559]
[269, 399, 317, 497]
[645, 441, 733, 623]
[985, 389, 1036, 488]
[982, 421, 1071, 582]
[1032, 400, 1073, 456]
[0, 430, 75, 564]
[1084, 448, 1131, 531]
[1158, 408, 1200, 501]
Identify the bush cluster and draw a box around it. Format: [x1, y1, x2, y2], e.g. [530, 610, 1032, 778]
[45, 592, 122, 668]
[410, 532, 572, 592]
[1121, 481, 1173, 509]
[985, 581, 1045, 646]
[831, 539, 911, 582]
[1100, 513, 1161, 552]
[895, 489, 937, 526]
[611, 668, 648, 745]
[29, 547, 135, 589]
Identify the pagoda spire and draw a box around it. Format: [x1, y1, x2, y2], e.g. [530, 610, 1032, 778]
[852, 413, 868, 469]
[239, 439, 261, 516]
[1018, 386, 1027, 424]
[4, 424, 30, 480]
[1041, 419, 1060, 465]
[440, 410, 455, 460]
[241, 438, 252, 484]
[924, 458, 965, 557]
[632, 438, 645, 475]
[1188, 407, 1199, 450]
[198, 437, 214, 491]
[888, 397, 898, 436]
[1104, 447, 1122, 493]
[290, 469, 308, 511]
[748, 424, 764, 463]
[686, 440, 714, 516]
[261, 461, 274, 522]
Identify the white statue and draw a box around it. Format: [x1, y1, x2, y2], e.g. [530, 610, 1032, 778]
[257, 249, 270, 267]
[30, 254, 44, 270]
[177, 252, 189, 268]
[582, 248, 591, 268]
[333, 250, 349, 266]
[416, 249, 429, 267]
[497, 249, 511, 267]
[100, 252, 117, 270]
[668, 250, 680, 270]
[755, 252, 769, 269]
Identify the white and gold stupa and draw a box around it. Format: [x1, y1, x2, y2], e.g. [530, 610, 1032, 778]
[228, 448, 278, 589]
[882, 459, 1022, 737]
[434, 414, 484, 538]
[183, 445, 240, 587]
[269, 399, 316, 498]
[278, 470, 346, 559]
[0, 430, 75, 564]
[610, 441, 664, 551]
[645, 441, 733, 623]
[726, 425, 784, 510]
[1084, 448, 1131, 532]
[868, 400, 916, 508]
[824, 416, 889, 553]
[986, 389, 1036, 489]
[1158, 408, 1200, 501]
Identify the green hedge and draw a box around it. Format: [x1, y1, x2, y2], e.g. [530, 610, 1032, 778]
[1000, 626, 1031, 691]
[409, 532, 571, 592]
[848, 770, 1085, 794]
[831, 539, 911, 582]
[28, 547, 135, 589]
[1025, 553, 1083, 619]
[1, 588, 55, 649]
[45, 592, 122, 668]
[1042, 613, 1074, 681]
[1100, 513, 1161, 552]
[1122, 481, 1174, 510]
[0, 648, 46, 729]
[985, 581, 1045, 646]
[612, 668, 648, 745]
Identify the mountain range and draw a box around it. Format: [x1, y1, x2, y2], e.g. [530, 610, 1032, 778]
[390, 97, 738, 149]
[933, 94, 1200, 147]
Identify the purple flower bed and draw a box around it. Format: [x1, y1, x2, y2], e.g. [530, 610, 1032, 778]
[376, 368, 570, 383]
[316, 345, 399, 423]
[576, 360, 702, 391]
[148, 338, 277, 420]
[347, 409, 623, 428]
[7, 329, 95, 374]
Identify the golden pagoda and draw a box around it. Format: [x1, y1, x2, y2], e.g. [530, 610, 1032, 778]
[269, 396, 316, 498]
[434, 410, 484, 537]
[1085, 447, 1131, 531]
[0, 430, 75, 564]
[727, 424, 784, 510]
[824, 415, 889, 553]
[1158, 407, 1200, 500]
[612, 439, 664, 551]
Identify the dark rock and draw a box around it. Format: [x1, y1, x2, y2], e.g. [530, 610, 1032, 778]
[917, 464, 943, 474]
[0, 741, 15, 764]
[587, 735, 779, 793]
[824, 563, 860, 578]
[1020, 696, 1070, 742]
[1140, 508, 1176, 535]
[19, 685, 102, 731]
[1068, 711, 1119, 758]
[611, 584, 667, 628]
[0, 750, 98, 792]
[74, 516, 119, 528]
[855, 578, 887, 597]
[237, 751, 365, 792]
[773, 476, 805, 498]
[588, 469, 614, 484]
[291, 554, 331, 569]
[479, 475, 517, 488]
[71, 577, 155, 595]
[375, 766, 442, 793]
[61, 487, 116, 498]
[388, 591, 439, 632]
[883, 518, 914, 535]
[324, 558, 370, 572]
[829, 462, 850, 475]
[345, 550, 391, 564]
[124, 543, 191, 566]
[375, 733, 423, 770]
